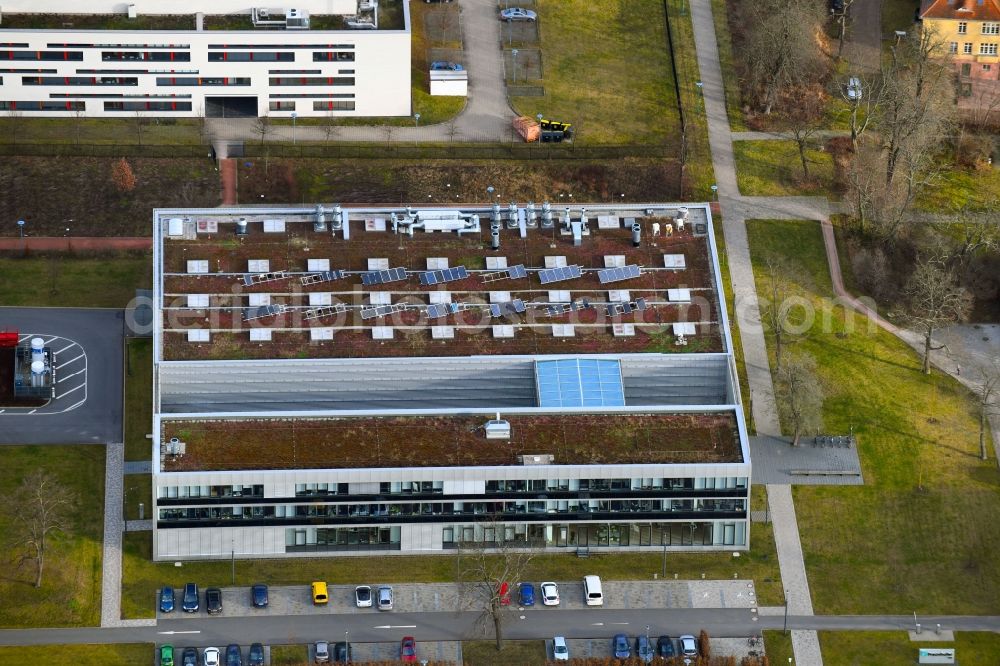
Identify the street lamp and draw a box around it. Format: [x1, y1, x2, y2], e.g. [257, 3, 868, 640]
[511, 48, 518, 84]
[414, 112, 421, 127]
[345, 629, 350, 663]
[290, 112, 297, 144]
[710, 184, 719, 201]
[17, 219, 25, 238]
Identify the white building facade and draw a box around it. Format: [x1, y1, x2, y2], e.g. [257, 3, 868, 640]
[0, 0, 410, 117]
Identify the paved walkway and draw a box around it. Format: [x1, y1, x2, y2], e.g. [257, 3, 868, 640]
[841, 0, 882, 71]
[731, 130, 850, 142]
[100, 441, 125, 628]
[206, 0, 514, 145]
[690, 2, 824, 663]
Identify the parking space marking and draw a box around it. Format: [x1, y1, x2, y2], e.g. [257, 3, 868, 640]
[59, 383, 85, 398]
[0, 333, 88, 416]
[59, 352, 85, 366]
[59, 368, 86, 382]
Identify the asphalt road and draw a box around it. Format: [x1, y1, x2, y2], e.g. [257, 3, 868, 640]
[0, 307, 123, 444]
[1, 610, 999, 648]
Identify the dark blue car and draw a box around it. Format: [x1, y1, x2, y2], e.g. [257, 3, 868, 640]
[612, 634, 631, 659]
[251, 583, 268, 608]
[181, 582, 199, 613]
[518, 582, 535, 606]
[159, 586, 175, 613]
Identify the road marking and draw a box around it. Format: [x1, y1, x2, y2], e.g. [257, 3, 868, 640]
[591, 622, 604, 626]
[59, 353, 85, 366]
[374, 625, 417, 629]
[157, 630, 201, 635]
[28, 409, 37, 415]
[59, 368, 86, 382]
[59, 383, 85, 398]
[0, 410, 5, 414]
[609, 622, 629, 625]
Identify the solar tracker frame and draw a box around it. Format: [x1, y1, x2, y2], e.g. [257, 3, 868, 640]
[300, 269, 346, 286]
[419, 265, 470, 286]
[506, 264, 527, 279]
[537, 264, 583, 285]
[361, 267, 407, 286]
[597, 264, 642, 284]
[242, 304, 286, 322]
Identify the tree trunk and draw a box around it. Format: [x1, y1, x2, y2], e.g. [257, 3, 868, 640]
[792, 424, 802, 447]
[981, 408, 989, 461]
[492, 605, 504, 650]
[797, 139, 810, 179]
[34, 543, 43, 588]
[922, 326, 933, 374]
[837, 15, 847, 57]
[774, 328, 783, 373]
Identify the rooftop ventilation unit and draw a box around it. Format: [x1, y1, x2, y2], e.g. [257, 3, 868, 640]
[252, 7, 311, 29]
[485, 413, 511, 439]
[520, 454, 554, 465]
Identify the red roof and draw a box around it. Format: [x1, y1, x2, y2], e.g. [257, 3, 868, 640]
[921, 0, 1000, 20]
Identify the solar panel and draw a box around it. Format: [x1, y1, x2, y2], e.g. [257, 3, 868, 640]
[361, 267, 407, 286]
[597, 264, 642, 284]
[489, 304, 503, 318]
[507, 264, 527, 279]
[360, 303, 411, 320]
[419, 265, 469, 286]
[504, 299, 526, 314]
[242, 304, 286, 321]
[300, 270, 346, 286]
[537, 265, 583, 285]
[426, 304, 449, 319]
[634, 297, 647, 311]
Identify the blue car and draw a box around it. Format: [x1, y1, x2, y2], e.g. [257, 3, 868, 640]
[518, 582, 535, 606]
[160, 586, 175, 613]
[612, 634, 631, 659]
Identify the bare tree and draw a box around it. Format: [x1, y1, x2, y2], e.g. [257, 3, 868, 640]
[456, 518, 534, 651]
[974, 361, 1000, 461]
[6, 108, 23, 145]
[778, 92, 824, 180]
[252, 112, 274, 146]
[949, 206, 1000, 271]
[743, 0, 826, 114]
[895, 256, 973, 374]
[447, 116, 460, 143]
[760, 255, 802, 372]
[775, 353, 824, 446]
[322, 111, 341, 144]
[195, 103, 210, 144]
[8, 470, 78, 588]
[72, 108, 86, 146]
[839, 72, 883, 152]
[834, 0, 858, 58]
[132, 110, 146, 146]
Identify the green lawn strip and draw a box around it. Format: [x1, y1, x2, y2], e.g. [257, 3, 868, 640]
[123, 525, 784, 619]
[269, 644, 310, 665]
[820, 631, 1000, 665]
[0, 255, 151, 307]
[746, 219, 1000, 615]
[917, 165, 1000, 212]
[124, 474, 153, 522]
[0, 644, 152, 665]
[463, 640, 547, 665]
[881, 0, 919, 34]
[713, 218, 753, 430]
[763, 630, 792, 665]
[667, 0, 716, 199]
[711, 0, 746, 131]
[125, 338, 154, 461]
[0, 445, 105, 628]
[0, 117, 203, 146]
[733, 140, 834, 197]
[508, 0, 680, 145]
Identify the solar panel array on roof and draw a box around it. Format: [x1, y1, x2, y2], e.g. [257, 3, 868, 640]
[300, 270, 346, 286]
[537, 265, 583, 284]
[242, 304, 286, 321]
[242, 271, 289, 287]
[605, 297, 647, 318]
[304, 304, 347, 320]
[426, 303, 451, 319]
[507, 264, 528, 279]
[535, 358, 626, 408]
[360, 303, 411, 320]
[542, 299, 594, 317]
[419, 266, 469, 286]
[361, 267, 407, 286]
[597, 264, 642, 284]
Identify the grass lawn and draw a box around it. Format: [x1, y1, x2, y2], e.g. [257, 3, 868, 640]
[820, 631, 1000, 665]
[463, 640, 547, 666]
[508, 0, 680, 145]
[763, 630, 792, 665]
[0, 116, 203, 146]
[270, 645, 310, 665]
[917, 165, 1000, 212]
[0, 255, 151, 307]
[746, 219, 1000, 615]
[712, 0, 747, 131]
[122, 524, 784, 618]
[125, 338, 154, 461]
[713, 217, 753, 430]
[0, 644, 152, 665]
[0, 446, 105, 627]
[881, 0, 919, 35]
[734, 141, 835, 197]
[124, 474, 152, 522]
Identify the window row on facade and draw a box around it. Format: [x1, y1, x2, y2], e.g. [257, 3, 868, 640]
[956, 21, 1000, 35]
[102, 51, 191, 62]
[0, 100, 84, 111]
[948, 41, 999, 55]
[269, 100, 356, 111]
[23, 76, 138, 86]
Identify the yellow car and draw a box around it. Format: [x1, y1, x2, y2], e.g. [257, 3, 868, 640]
[311, 581, 329, 605]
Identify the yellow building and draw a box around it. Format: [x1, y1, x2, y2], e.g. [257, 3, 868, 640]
[921, 0, 1000, 97]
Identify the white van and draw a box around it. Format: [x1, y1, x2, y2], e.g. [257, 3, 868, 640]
[583, 575, 603, 606]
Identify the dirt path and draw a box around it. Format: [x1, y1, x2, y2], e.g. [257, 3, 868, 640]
[220, 158, 238, 205]
[0, 237, 151, 251]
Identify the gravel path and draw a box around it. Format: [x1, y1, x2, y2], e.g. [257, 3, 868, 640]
[100, 441, 125, 628]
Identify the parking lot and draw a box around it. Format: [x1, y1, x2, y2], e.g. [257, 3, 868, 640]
[0, 307, 123, 444]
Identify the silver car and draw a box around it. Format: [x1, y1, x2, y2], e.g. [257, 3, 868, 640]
[314, 640, 330, 663]
[500, 7, 537, 21]
[377, 585, 393, 611]
[552, 636, 569, 661]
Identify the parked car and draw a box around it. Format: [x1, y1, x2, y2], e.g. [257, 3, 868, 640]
[846, 76, 863, 101]
[160, 586, 175, 613]
[497, 581, 511, 606]
[540, 581, 560, 606]
[355, 585, 372, 608]
[206, 587, 223, 615]
[182, 583, 199, 613]
[315, 640, 330, 663]
[225, 644, 242, 666]
[519, 582, 535, 606]
[312, 581, 329, 605]
[612, 633, 631, 659]
[400, 636, 417, 662]
[583, 575, 604, 606]
[499, 7, 537, 21]
[657, 635, 675, 657]
[552, 636, 569, 661]
[203, 647, 221, 666]
[248, 643, 264, 666]
[182, 647, 200, 666]
[679, 634, 699, 657]
[160, 645, 175, 666]
[251, 583, 268, 608]
[377, 585, 393, 611]
[635, 635, 654, 663]
[333, 642, 351, 663]
[430, 61, 463, 71]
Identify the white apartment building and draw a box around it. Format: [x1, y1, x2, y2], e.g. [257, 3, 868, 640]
[0, 0, 410, 117]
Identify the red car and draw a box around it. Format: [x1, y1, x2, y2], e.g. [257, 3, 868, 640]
[400, 636, 417, 662]
[497, 582, 511, 606]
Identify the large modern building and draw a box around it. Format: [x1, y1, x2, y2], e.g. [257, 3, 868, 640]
[151, 202, 751, 559]
[0, 0, 410, 117]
